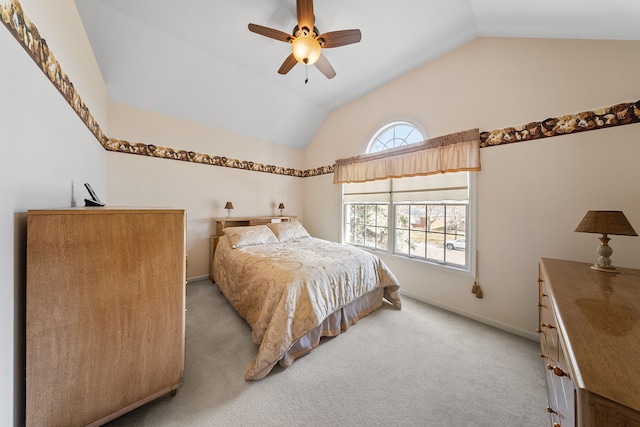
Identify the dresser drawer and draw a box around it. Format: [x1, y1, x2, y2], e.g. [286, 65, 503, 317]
[539, 270, 575, 426]
[538, 279, 557, 365]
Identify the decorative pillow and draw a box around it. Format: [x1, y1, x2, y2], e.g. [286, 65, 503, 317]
[267, 220, 311, 242]
[223, 225, 278, 248]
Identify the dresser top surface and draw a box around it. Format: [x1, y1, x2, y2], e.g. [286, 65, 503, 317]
[540, 257, 640, 412]
[28, 207, 185, 215]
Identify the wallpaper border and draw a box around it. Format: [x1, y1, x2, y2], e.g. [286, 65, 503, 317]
[3, 0, 639, 179]
[479, 101, 640, 148]
[105, 137, 335, 177]
[2, 0, 108, 146]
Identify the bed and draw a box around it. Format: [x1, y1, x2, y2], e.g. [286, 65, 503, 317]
[212, 220, 401, 380]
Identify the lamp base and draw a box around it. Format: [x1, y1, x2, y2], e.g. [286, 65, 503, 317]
[590, 264, 621, 274]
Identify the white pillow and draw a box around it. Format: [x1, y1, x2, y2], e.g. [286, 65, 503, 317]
[267, 220, 311, 242]
[224, 225, 278, 248]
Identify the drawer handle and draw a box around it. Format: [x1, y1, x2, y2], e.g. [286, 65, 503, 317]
[546, 406, 557, 414]
[537, 302, 548, 308]
[547, 364, 570, 378]
[538, 278, 544, 283]
[539, 353, 547, 359]
[553, 424, 561, 427]
[553, 366, 569, 378]
[540, 292, 548, 297]
[540, 322, 555, 329]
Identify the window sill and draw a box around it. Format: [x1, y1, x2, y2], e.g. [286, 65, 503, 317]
[353, 245, 473, 277]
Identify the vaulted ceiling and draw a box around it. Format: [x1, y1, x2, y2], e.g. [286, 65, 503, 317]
[75, 0, 640, 150]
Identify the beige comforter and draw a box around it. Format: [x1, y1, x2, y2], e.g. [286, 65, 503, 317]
[213, 236, 401, 380]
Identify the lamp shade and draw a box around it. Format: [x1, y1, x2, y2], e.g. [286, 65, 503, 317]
[291, 36, 321, 65]
[575, 211, 637, 236]
[224, 202, 233, 210]
[278, 203, 285, 210]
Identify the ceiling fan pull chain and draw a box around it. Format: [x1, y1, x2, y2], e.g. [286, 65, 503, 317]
[305, 65, 309, 84]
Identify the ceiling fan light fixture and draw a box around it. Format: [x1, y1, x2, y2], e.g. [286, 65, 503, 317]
[291, 36, 321, 65]
[248, 0, 360, 79]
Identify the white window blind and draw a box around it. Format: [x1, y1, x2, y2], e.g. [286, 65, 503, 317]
[392, 172, 468, 202]
[343, 172, 468, 204]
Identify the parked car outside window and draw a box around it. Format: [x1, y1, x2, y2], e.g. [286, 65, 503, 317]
[446, 238, 465, 250]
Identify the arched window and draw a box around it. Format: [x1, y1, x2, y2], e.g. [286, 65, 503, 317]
[366, 121, 425, 153]
[342, 121, 474, 271]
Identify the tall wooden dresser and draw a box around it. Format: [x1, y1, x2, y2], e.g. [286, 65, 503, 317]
[537, 258, 640, 426]
[26, 208, 186, 426]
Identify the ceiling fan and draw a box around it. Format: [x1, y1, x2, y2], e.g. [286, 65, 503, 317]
[248, 0, 362, 80]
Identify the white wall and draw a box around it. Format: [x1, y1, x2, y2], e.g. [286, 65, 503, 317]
[1, 0, 108, 424]
[106, 102, 305, 280]
[304, 37, 640, 339]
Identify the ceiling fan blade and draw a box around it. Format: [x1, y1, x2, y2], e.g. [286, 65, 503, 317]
[248, 23, 293, 43]
[297, 0, 314, 31]
[315, 53, 336, 79]
[278, 54, 298, 75]
[317, 29, 362, 48]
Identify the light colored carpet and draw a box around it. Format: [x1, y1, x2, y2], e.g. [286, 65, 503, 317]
[106, 279, 548, 426]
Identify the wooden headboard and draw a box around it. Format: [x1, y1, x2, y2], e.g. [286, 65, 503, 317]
[209, 216, 296, 281]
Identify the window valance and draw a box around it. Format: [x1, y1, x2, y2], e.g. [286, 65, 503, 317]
[333, 128, 481, 184]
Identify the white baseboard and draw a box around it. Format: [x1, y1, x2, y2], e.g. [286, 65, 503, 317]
[187, 274, 210, 284]
[399, 289, 540, 342]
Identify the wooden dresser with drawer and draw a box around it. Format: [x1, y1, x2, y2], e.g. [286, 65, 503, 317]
[26, 208, 186, 426]
[537, 258, 640, 427]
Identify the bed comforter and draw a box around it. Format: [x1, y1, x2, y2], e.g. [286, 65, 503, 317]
[213, 235, 401, 380]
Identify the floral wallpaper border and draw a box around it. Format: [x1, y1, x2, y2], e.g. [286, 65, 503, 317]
[3, 0, 639, 178]
[2, 0, 108, 146]
[479, 101, 640, 148]
[105, 137, 335, 177]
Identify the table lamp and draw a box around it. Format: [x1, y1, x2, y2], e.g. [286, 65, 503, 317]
[575, 210, 637, 273]
[278, 203, 285, 216]
[224, 201, 233, 217]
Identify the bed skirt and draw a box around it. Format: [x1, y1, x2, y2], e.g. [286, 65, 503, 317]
[278, 287, 384, 369]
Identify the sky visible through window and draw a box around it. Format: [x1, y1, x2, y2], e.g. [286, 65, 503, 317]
[368, 122, 424, 153]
